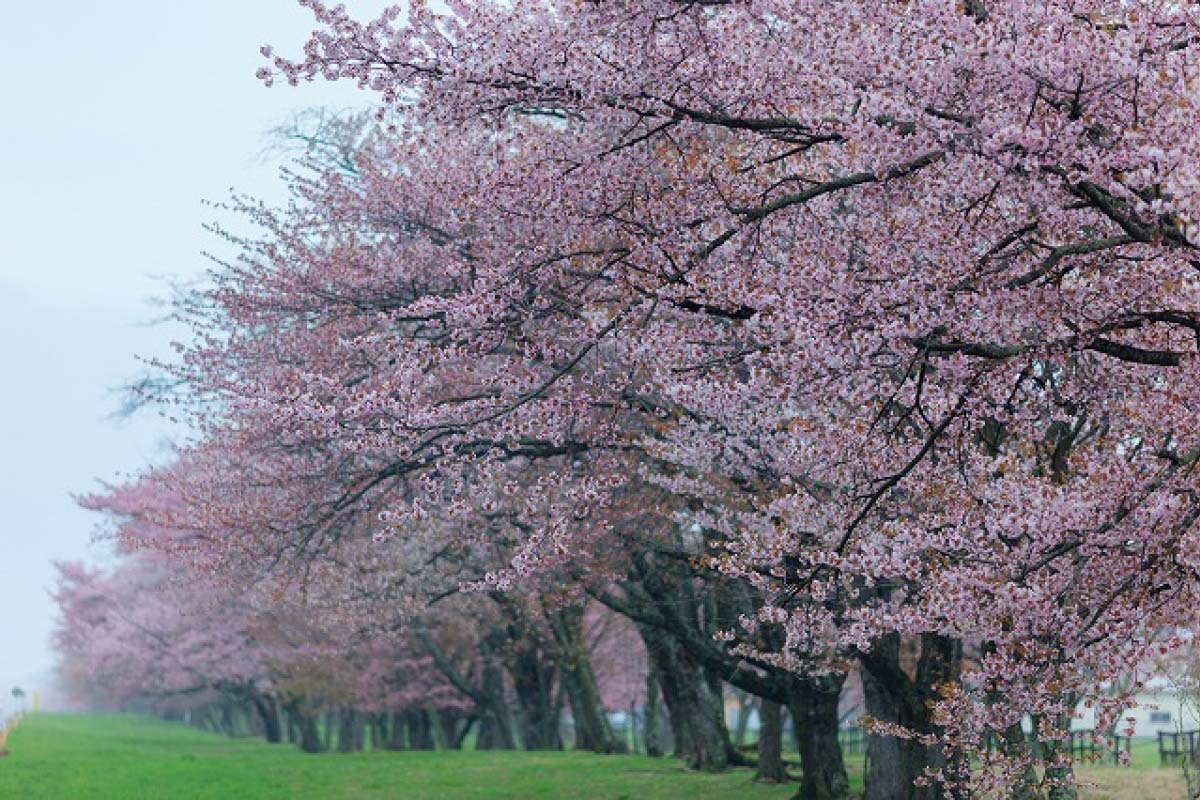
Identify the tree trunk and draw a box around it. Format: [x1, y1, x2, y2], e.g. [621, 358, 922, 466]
[1038, 709, 1079, 800]
[474, 628, 518, 750]
[1000, 721, 1041, 800]
[861, 634, 963, 800]
[551, 607, 619, 753]
[323, 710, 337, 751]
[560, 663, 617, 753]
[407, 709, 436, 750]
[219, 701, 237, 737]
[336, 709, 359, 753]
[789, 675, 849, 800]
[658, 664, 690, 759]
[438, 709, 473, 750]
[644, 663, 663, 757]
[292, 706, 324, 754]
[362, 714, 381, 753]
[252, 694, 282, 744]
[429, 710, 449, 749]
[385, 711, 406, 750]
[646, 630, 730, 771]
[705, 669, 749, 766]
[756, 699, 788, 783]
[475, 683, 516, 749]
[508, 642, 562, 750]
[475, 701, 516, 749]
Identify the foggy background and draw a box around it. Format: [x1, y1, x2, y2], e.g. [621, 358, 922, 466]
[0, 0, 388, 714]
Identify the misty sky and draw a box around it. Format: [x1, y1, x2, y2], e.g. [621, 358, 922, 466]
[0, 1, 388, 711]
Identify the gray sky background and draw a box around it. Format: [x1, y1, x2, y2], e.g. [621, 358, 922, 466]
[0, 0, 387, 712]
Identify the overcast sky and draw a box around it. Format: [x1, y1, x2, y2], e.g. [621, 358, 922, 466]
[0, 0, 388, 711]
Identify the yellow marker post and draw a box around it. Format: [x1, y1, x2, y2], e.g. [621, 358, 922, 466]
[31, 692, 38, 714]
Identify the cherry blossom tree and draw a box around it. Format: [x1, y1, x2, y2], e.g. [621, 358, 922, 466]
[242, 1, 1200, 795]
[58, 1, 1200, 795]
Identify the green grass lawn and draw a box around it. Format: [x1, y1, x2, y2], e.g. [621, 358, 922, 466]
[0, 714, 1186, 799]
[0, 714, 802, 799]
[1073, 740, 1186, 800]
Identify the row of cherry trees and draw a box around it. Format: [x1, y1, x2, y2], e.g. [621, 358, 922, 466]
[55, 546, 666, 752]
[52, 0, 1200, 797]
[55, 481, 649, 756]
[55, 448, 824, 775]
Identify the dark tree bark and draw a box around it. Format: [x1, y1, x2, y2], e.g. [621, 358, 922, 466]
[644, 663, 663, 757]
[789, 674, 849, 800]
[645, 629, 730, 771]
[437, 709, 473, 750]
[251, 694, 282, 744]
[861, 634, 964, 800]
[407, 709, 436, 750]
[299, 716, 324, 753]
[476, 632, 518, 750]
[549, 607, 618, 753]
[323, 710, 337, 751]
[336, 709, 361, 753]
[427, 709, 450, 749]
[488, 592, 564, 751]
[415, 619, 518, 750]
[1000, 721, 1041, 800]
[368, 713, 386, 750]
[384, 711, 405, 750]
[704, 669, 749, 767]
[353, 713, 366, 751]
[508, 639, 562, 750]
[594, 550, 843, 785]
[284, 705, 296, 744]
[1044, 709, 1079, 800]
[218, 701, 237, 737]
[287, 703, 325, 754]
[755, 699, 788, 783]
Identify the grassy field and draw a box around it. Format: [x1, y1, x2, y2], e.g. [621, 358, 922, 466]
[0, 714, 801, 800]
[1073, 740, 1186, 800]
[0, 714, 1186, 799]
